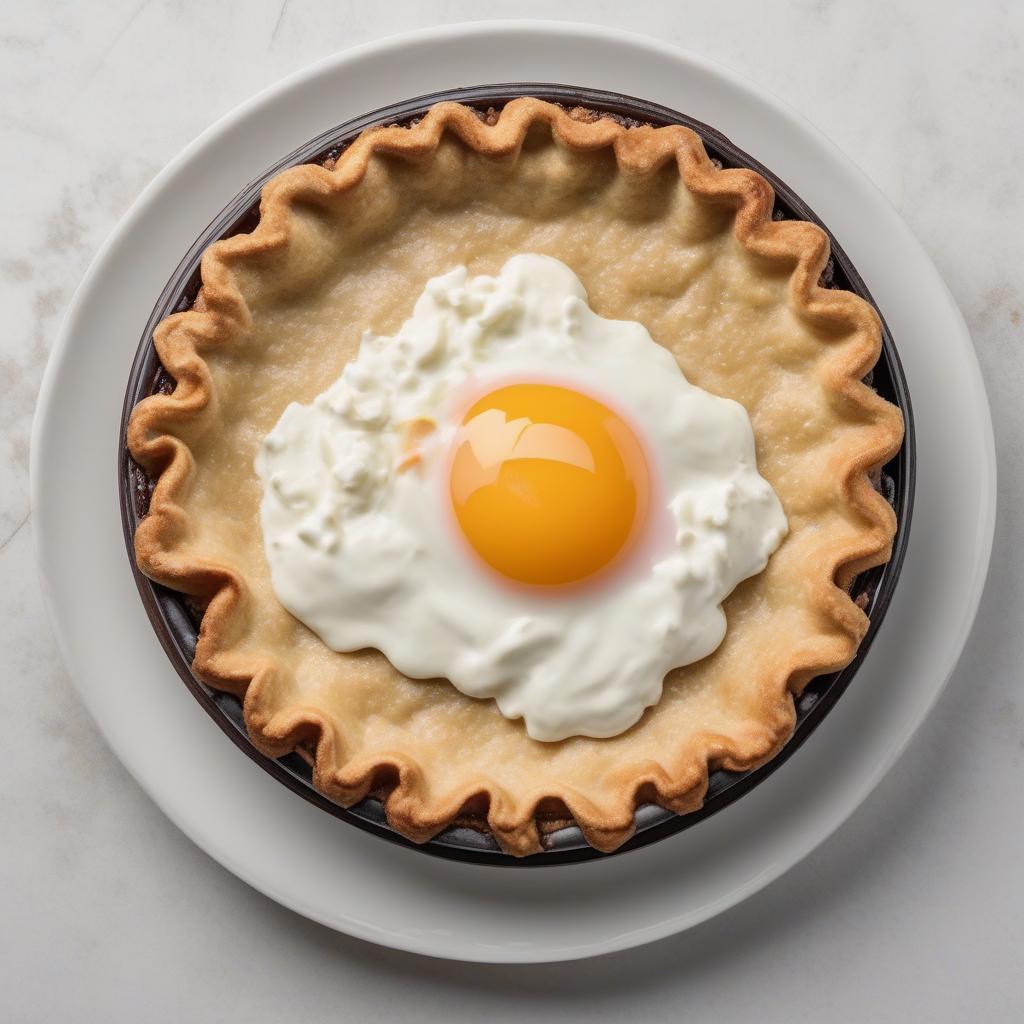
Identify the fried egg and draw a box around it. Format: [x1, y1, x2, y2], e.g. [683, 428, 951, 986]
[255, 255, 787, 741]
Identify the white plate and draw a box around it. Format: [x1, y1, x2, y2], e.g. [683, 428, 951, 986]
[32, 21, 995, 963]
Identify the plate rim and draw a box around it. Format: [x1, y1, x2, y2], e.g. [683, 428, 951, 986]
[30, 20, 996, 962]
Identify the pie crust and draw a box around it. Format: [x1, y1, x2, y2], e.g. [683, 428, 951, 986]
[127, 98, 903, 856]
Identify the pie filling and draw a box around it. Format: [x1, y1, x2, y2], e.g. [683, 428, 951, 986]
[255, 254, 787, 742]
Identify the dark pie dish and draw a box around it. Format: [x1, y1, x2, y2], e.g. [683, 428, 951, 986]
[120, 84, 914, 865]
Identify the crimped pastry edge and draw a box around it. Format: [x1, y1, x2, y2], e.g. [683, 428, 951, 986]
[127, 98, 904, 857]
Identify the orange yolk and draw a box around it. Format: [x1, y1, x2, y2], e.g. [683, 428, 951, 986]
[449, 383, 650, 587]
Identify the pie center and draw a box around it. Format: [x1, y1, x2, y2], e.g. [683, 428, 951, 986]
[449, 382, 651, 587]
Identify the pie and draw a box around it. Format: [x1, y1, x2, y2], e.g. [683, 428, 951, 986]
[127, 98, 903, 856]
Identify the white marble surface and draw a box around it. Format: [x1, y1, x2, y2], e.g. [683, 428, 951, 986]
[2, 1, 1022, 1019]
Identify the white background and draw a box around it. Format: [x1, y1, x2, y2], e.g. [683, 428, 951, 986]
[2, 1, 1022, 1020]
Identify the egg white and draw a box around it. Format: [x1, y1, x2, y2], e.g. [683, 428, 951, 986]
[256, 255, 787, 741]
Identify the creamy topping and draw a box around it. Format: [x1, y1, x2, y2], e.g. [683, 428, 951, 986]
[256, 255, 787, 741]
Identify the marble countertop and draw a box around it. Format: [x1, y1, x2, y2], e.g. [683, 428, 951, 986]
[3, 2, 1022, 1020]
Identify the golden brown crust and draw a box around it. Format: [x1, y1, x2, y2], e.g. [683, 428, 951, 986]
[128, 98, 903, 856]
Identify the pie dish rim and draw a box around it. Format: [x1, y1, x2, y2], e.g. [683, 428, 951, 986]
[120, 83, 914, 863]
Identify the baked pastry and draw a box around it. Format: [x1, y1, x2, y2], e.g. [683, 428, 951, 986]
[128, 98, 903, 856]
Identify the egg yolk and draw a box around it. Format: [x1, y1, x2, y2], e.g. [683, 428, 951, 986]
[449, 383, 650, 587]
